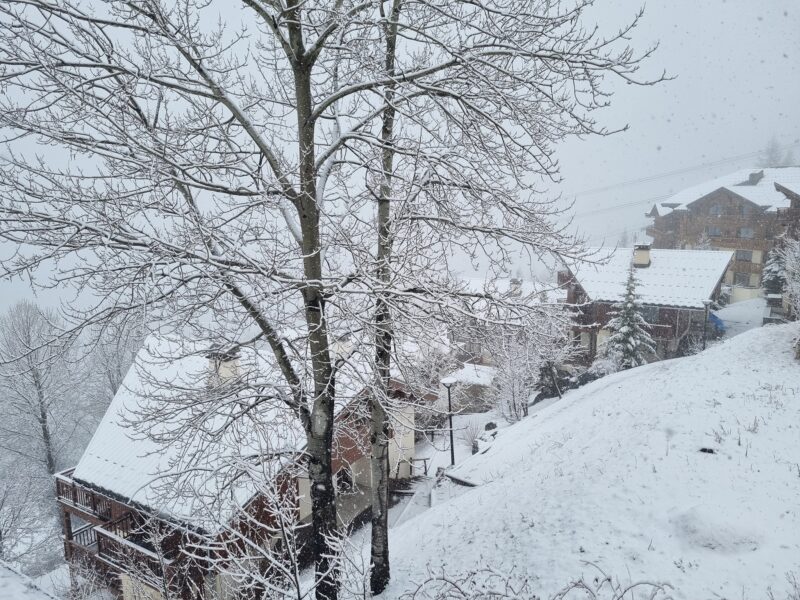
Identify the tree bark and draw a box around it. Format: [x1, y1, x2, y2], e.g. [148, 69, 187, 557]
[370, 1, 402, 594]
[290, 22, 340, 596]
[32, 366, 57, 475]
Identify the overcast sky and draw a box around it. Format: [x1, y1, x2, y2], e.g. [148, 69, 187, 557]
[555, 0, 799, 246]
[1, 0, 798, 308]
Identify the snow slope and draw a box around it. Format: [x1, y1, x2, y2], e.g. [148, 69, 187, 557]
[383, 323, 800, 599]
[0, 563, 56, 600]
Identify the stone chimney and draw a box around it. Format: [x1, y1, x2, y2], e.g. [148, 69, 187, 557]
[632, 243, 651, 268]
[509, 277, 522, 296]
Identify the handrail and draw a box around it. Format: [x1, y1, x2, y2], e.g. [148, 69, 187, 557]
[55, 472, 113, 520]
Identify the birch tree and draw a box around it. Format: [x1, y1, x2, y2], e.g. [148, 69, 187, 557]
[0, 1, 660, 596]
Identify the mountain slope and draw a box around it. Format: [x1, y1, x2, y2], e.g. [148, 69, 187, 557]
[384, 323, 800, 599]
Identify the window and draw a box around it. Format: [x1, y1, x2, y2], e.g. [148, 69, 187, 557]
[737, 227, 755, 239]
[706, 226, 722, 237]
[733, 272, 751, 287]
[709, 205, 722, 216]
[735, 250, 753, 262]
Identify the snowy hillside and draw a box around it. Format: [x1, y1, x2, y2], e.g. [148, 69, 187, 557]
[383, 323, 800, 599]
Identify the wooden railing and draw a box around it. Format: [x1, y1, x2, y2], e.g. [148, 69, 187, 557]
[55, 469, 113, 520]
[96, 514, 172, 580]
[71, 524, 98, 549]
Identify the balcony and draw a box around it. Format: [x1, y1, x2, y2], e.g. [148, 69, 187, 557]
[56, 469, 113, 520]
[65, 514, 182, 591]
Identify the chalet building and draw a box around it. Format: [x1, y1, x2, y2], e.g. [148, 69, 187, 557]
[56, 336, 429, 600]
[646, 167, 800, 303]
[560, 245, 732, 360]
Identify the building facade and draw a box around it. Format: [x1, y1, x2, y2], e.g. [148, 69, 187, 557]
[646, 168, 800, 303]
[561, 246, 732, 361]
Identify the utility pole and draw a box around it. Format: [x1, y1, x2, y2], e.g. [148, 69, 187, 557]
[441, 378, 456, 466]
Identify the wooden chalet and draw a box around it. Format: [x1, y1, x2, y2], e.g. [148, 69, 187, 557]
[646, 167, 800, 303]
[56, 336, 431, 600]
[560, 245, 733, 360]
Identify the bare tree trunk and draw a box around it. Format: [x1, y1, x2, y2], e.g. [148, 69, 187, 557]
[293, 39, 340, 598]
[370, 1, 402, 593]
[32, 363, 56, 475]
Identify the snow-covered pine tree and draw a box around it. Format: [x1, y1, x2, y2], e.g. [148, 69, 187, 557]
[604, 268, 656, 370]
[762, 248, 786, 294]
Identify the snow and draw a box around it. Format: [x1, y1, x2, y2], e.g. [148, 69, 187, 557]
[72, 335, 306, 529]
[70, 334, 418, 531]
[0, 562, 56, 600]
[714, 297, 767, 338]
[650, 167, 800, 214]
[441, 364, 496, 387]
[381, 323, 800, 599]
[572, 247, 732, 309]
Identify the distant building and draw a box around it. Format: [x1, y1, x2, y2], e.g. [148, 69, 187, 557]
[646, 168, 800, 303]
[560, 245, 732, 360]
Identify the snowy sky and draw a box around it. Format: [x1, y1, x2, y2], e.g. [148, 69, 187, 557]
[555, 0, 799, 245]
[1, 0, 798, 310]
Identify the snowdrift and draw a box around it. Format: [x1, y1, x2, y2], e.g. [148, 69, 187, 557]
[384, 323, 800, 599]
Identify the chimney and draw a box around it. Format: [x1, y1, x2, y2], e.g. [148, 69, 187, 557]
[206, 346, 240, 381]
[746, 170, 764, 185]
[509, 277, 522, 296]
[632, 244, 651, 268]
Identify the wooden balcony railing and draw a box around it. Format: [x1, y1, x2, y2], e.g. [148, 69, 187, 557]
[96, 514, 174, 581]
[55, 469, 113, 520]
[71, 523, 98, 550]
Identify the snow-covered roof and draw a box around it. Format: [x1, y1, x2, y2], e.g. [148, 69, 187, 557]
[649, 167, 800, 215]
[72, 333, 421, 530]
[570, 247, 732, 309]
[0, 563, 56, 600]
[442, 363, 496, 387]
[72, 335, 307, 529]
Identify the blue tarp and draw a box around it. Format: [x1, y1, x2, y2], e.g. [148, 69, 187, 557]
[709, 312, 726, 333]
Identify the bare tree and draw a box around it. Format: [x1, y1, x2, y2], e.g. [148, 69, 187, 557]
[0, 301, 77, 476]
[0, 476, 38, 563]
[0, 1, 661, 596]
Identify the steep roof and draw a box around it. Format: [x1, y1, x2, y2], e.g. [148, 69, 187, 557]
[72, 335, 307, 529]
[649, 167, 800, 216]
[72, 333, 424, 530]
[570, 248, 732, 309]
[0, 563, 57, 600]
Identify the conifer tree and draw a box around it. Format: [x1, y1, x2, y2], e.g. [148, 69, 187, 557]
[762, 248, 786, 295]
[605, 268, 656, 369]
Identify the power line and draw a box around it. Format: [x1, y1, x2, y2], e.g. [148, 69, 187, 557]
[569, 141, 800, 199]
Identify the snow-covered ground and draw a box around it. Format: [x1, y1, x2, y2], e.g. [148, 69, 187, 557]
[379, 323, 800, 599]
[714, 297, 766, 338]
[0, 562, 57, 599]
